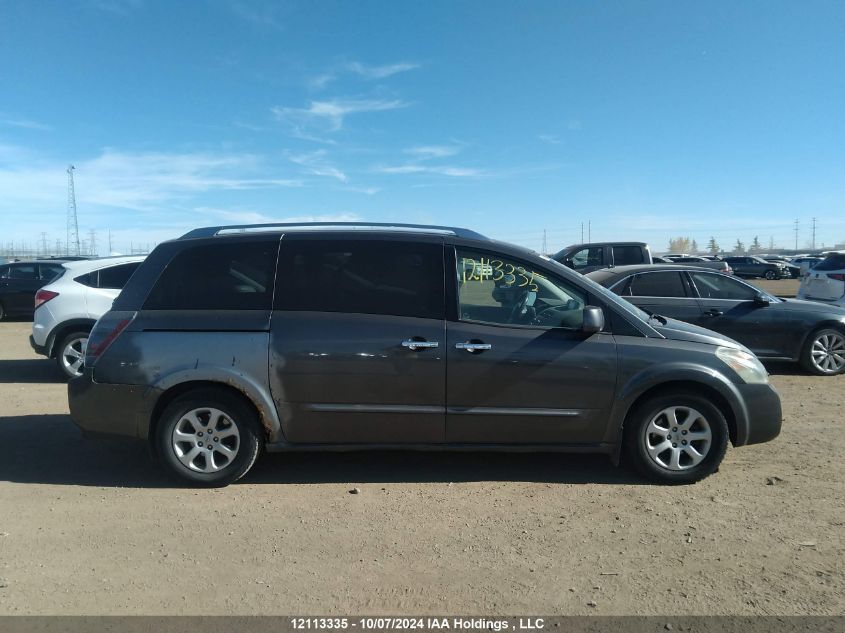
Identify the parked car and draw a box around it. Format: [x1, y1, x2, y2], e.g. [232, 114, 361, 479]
[722, 256, 788, 280]
[30, 256, 145, 378]
[588, 265, 845, 375]
[552, 241, 651, 274]
[791, 256, 824, 276]
[652, 255, 672, 264]
[761, 256, 801, 279]
[797, 252, 845, 309]
[68, 222, 781, 487]
[658, 256, 733, 275]
[0, 260, 69, 320]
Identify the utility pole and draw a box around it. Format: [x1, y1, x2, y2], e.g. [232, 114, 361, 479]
[541, 229, 547, 255]
[580, 222, 584, 243]
[794, 218, 799, 251]
[66, 165, 81, 256]
[108, 229, 113, 254]
[811, 217, 817, 251]
[588, 220, 591, 242]
[88, 229, 97, 256]
[39, 232, 48, 256]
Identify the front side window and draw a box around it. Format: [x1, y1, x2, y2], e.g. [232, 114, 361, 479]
[144, 240, 277, 310]
[689, 272, 757, 301]
[612, 245, 644, 266]
[457, 248, 585, 329]
[276, 239, 444, 319]
[570, 246, 604, 270]
[623, 271, 687, 298]
[98, 263, 141, 289]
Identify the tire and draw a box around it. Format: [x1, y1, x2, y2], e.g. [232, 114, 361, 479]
[156, 388, 263, 487]
[623, 392, 729, 484]
[800, 328, 845, 376]
[56, 330, 90, 379]
[764, 269, 777, 280]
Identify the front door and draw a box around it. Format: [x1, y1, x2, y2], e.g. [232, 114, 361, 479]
[686, 271, 775, 356]
[446, 246, 617, 444]
[270, 236, 447, 444]
[4, 263, 41, 315]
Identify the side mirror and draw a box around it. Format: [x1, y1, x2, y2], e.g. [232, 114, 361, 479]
[753, 292, 770, 306]
[581, 306, 605, 334]
[563, 257, 575, 269]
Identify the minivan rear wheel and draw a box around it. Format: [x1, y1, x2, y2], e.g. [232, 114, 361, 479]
[624, 392, 729, 484]
[156, 389, 262, 487]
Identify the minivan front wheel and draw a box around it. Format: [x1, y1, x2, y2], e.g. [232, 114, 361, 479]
[624, 393, 728, 484]
[157, 389, 262, 486]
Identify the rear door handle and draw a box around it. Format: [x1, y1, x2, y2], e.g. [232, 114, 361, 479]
[455, 342, 492, 352]
[703, 309, 723, 317]
[401, 339, 439, 351]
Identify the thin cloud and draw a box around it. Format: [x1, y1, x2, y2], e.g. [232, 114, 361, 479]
[228, 1, 285, 29]
[1, 115, 51, 131]
[375, 164, 484, 178]
[286, 150, 348, 182]
[538, 134, 561, 145]
[404, 145, 462, 159]
[272, 98, 408, 132]
[345, 61, 420, 79]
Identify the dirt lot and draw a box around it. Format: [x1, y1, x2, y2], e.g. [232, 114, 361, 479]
[0, 319, 842, 616]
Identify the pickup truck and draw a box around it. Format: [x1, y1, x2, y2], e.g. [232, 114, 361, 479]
[552, 241, 651, 274]
[660, 256, 733, 275]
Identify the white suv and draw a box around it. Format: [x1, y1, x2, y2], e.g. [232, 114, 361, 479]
[30, 256, 145, 378]
[797, 252, 845, 308]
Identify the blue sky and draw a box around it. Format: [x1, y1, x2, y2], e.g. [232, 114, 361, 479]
[1, 0, 844, 255]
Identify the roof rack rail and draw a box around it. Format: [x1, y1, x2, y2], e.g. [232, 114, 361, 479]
[180, 221, 488, 241]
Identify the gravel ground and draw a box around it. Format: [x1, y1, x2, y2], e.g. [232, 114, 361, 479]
[0, 319, 842, 615]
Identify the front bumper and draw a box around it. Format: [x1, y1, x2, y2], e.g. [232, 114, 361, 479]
[736, 382, 782, 446]
[68, 369, 159, 439]
[29, 334, 48, 357]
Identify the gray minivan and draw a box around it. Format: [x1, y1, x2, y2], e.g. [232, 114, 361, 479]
[68, 223, 781, 486]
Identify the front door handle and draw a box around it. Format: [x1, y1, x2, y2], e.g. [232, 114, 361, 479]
[455, 342, 492, 353]
[703, 309, 723, 318]
[401, 339, 439, 351]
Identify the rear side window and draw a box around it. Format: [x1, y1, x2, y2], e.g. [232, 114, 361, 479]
[612, 245, 645, 266]
[624, 272, 688, 297]
[144, 241, 278, 310]
[98, 263, 141, 289]
[814, 254, 845, 271]
[9, 264, 37, 280]
[276, 239, 444, 319]
[39, 264, 65, 281]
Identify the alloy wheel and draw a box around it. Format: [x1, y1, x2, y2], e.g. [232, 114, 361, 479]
[60, 336, 88, 377]
[171, 407, 241, 473]
[810, 331, 845, 374]
[643, 406, 712, 471]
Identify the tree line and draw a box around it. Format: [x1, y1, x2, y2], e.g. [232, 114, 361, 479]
[667, 236, 767, 255]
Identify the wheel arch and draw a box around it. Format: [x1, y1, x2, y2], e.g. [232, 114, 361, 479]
[47, 318, 97, 357]
[147, 379, 280, 457]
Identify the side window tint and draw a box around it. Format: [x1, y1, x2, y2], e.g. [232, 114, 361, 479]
[276, 240, 444, 319]
[74, 272, 97, 287]
[628, 272, 687, 297]
[9, 265, 37, 280]
[612, 245, 644, 265]
[39, 264, 64, 282]
[690, 272, 757, 301]
[457, 248, 585, 329]
[570, 247, 604, 270]
[144, 241, 277, 310]
[98, 263, 140, 289]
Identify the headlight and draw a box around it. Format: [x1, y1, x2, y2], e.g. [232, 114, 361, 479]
[716, 347, 769, 384]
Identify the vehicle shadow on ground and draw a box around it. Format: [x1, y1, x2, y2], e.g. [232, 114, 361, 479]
[0, 414, 642, 487]
[763, 361, 813, 377]
[0, 359, 66, 384]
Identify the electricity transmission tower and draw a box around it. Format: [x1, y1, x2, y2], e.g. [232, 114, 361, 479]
[66, 165, 81, 256]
